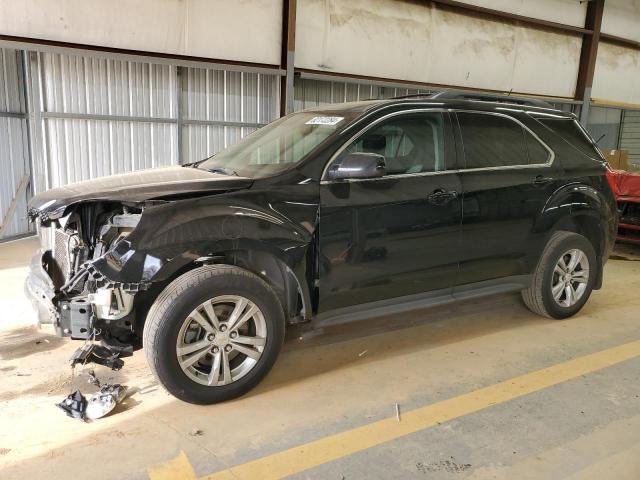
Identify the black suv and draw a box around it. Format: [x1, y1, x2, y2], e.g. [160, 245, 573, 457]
[26, 91, 617, 404]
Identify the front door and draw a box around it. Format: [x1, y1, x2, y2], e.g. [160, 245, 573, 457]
[317, 110, 462, 313]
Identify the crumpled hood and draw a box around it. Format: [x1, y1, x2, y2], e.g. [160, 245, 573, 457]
[29, 166, 253, 220]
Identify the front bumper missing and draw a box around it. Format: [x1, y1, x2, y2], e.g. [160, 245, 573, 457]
[25, 250, 93, 339]
[24, 250, 57, 327]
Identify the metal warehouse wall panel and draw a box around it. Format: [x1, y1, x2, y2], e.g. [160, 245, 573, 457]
[37, 52, 179, 188]
[592, 43, 640, 107]
[602, 0, 640, 44]
[296, 0, 582, 98]
[293, 78, 427, 112]
[41, 53, 177, 118]
[181, 67, 278, 163]
[0, 48, 30, 239]
[29, 51, 280, 192]
[43, 119, 178, 186]
[0, 0, 283, 66]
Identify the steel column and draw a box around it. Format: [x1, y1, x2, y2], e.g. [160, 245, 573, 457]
[576, 0, 605, 126]
[280, 0, 297, 116]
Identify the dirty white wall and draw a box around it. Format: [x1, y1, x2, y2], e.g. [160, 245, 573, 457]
[453, 0, 587, 28]
[0, 0, 283, 65]
[592, 42, 640, 105]
[594, 0, 640, 105]
[602, 0, 640, 43]
[296, 0, 582, 97]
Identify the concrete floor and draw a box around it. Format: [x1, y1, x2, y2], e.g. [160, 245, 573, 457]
[0, 237, 639, 480]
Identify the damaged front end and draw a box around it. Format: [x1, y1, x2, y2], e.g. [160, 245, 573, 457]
[26, 201, 145, 344]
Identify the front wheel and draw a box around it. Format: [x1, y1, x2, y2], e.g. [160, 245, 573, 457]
[143, 265, 285, 404]
[522, 231, 597, 319]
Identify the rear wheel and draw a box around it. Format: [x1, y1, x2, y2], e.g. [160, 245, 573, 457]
[522, 231, 597, 319]
[143, 265, 285, 404]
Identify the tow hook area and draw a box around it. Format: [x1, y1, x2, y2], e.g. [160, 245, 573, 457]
[58, 298, 93, 339]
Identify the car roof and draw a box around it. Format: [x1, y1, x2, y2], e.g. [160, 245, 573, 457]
[301, 90, 575, 118]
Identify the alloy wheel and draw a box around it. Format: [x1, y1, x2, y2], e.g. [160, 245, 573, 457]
[551, 249, 590, 308]
[176, 295, 267, 386]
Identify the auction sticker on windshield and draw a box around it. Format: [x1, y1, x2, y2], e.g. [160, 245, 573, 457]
[305, 116, 344, 126]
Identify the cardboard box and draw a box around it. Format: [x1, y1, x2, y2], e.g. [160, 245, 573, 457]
[603, 149, 630, 171]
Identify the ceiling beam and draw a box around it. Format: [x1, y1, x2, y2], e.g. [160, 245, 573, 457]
[427, 0, 593, 36]
[600, 33, 640, 51]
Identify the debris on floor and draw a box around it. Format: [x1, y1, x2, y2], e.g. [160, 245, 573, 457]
[85, 384, 128, 420]
[395, 403, 401, 422]
[69, 343, 125, 371]
[358, 350, 368, 357]
[56, 369, 129, 422]
[189, 429, 204, 436]
[56, 390, 87, 420]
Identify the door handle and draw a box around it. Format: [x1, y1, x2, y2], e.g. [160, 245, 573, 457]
[427, 189, 458, 206]
[532, 175, 554, 186]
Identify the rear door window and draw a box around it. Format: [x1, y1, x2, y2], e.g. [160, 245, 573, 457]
[525, 130, 551, 165]
[457, 112, 529, 169]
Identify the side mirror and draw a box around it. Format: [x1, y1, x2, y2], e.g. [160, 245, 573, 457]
[327, 153, 386, 180]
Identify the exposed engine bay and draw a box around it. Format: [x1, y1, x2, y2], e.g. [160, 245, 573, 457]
[29, 202, 144, 344]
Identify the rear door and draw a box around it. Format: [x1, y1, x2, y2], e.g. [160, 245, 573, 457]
[453, 110, 563, 287]
[318, 110, 462, 313]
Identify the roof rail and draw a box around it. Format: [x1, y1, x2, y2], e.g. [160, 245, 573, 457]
[391, 93, 435, 100]
[429, 89, 554, 109]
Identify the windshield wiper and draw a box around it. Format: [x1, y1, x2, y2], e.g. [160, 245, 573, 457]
[205, 166, 238, 176]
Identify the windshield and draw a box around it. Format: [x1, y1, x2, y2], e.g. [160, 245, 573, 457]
[196, 111, 358, 178]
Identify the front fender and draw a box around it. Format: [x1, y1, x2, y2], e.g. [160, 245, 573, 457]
[89, 192, 318, 317]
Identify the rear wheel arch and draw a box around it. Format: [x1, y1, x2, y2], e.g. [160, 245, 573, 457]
[554, 214, 603, 258]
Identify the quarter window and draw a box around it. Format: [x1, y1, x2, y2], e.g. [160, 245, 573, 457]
[458, 112, 529, 168]
[332, 112, 446, 176]
[537, 117, 600, 159]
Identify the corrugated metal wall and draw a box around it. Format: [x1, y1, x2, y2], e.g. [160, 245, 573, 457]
[0, 48, 31, 240]
[37, 52, 179, 188]
[293, 78, 430, 111]
[29, 50, 280, 190]
[0, 48, 280, 239]
[181, 68, 278, 163]
[620, 110, 640, 169]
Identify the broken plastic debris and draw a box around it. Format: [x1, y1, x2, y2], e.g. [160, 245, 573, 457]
[69, 344, 124, 371]
[56, 390, 87, 420]
[57, 377, 128, 421]
[85, 384, 128, 420]
[87, 370, 101, 387]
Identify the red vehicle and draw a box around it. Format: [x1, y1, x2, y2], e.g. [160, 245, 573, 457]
[607, 167, 640, 244]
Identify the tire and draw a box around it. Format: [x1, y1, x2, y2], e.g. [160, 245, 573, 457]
[143, 265, 285, 404]
[522, 231, 597, 320]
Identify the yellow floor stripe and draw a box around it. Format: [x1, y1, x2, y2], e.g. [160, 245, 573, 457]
[196, 340, 640, 480]
[148, 451, 197, 480]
